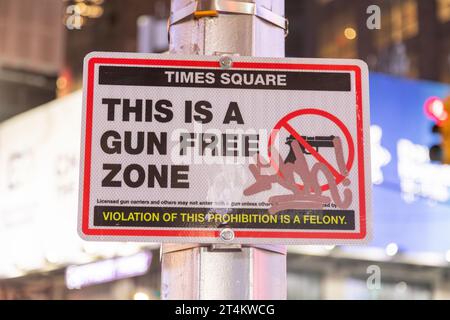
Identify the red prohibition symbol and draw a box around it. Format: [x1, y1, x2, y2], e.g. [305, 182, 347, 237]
[268, 108, 355, 191]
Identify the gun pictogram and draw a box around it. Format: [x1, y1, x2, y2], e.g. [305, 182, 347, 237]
[285, 135, 336, 163]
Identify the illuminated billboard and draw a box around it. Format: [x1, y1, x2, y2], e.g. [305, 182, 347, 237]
[369, 73, 450, 253]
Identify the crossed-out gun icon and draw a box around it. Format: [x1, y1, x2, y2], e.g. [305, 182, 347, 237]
[285, 135, 336, 163]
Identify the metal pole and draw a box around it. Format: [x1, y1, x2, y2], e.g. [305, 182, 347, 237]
[161, 0, 287, 300]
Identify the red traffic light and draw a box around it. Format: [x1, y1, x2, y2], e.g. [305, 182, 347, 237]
[424, 97, 447, 126]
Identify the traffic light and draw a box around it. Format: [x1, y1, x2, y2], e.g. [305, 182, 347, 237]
[426, 96, 450, 163]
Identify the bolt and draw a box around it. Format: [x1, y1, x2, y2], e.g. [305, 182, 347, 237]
[219, 55, 233, 69]
[220, 228, 235, 241]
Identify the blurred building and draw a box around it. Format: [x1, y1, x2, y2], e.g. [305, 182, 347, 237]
[0, 0, 169, 122]
[286, 0, 450, 83]
[0, 0, 170, 300]
[0, 250, 160, 300]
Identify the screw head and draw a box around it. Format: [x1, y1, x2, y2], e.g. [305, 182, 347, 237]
[219, 56, 233, 69]
[220, 228, 235, 241]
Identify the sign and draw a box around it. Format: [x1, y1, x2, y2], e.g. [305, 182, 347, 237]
[78, 52, 371, 244]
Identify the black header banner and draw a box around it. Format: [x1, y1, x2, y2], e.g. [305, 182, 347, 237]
[98, 66, 351, 91]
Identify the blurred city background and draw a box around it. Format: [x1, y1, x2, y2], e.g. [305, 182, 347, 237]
[1, 0, 450, 299]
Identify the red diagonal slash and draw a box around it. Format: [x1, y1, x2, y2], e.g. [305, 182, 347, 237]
[282, 121, 345, 180]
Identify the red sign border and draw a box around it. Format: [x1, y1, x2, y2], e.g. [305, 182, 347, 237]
[81, 57, 367, 240]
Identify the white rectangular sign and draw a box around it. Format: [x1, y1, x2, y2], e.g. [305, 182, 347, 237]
[78, 52, 371, 244]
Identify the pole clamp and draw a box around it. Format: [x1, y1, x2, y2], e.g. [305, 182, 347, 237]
[170, 0, 288, 34]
